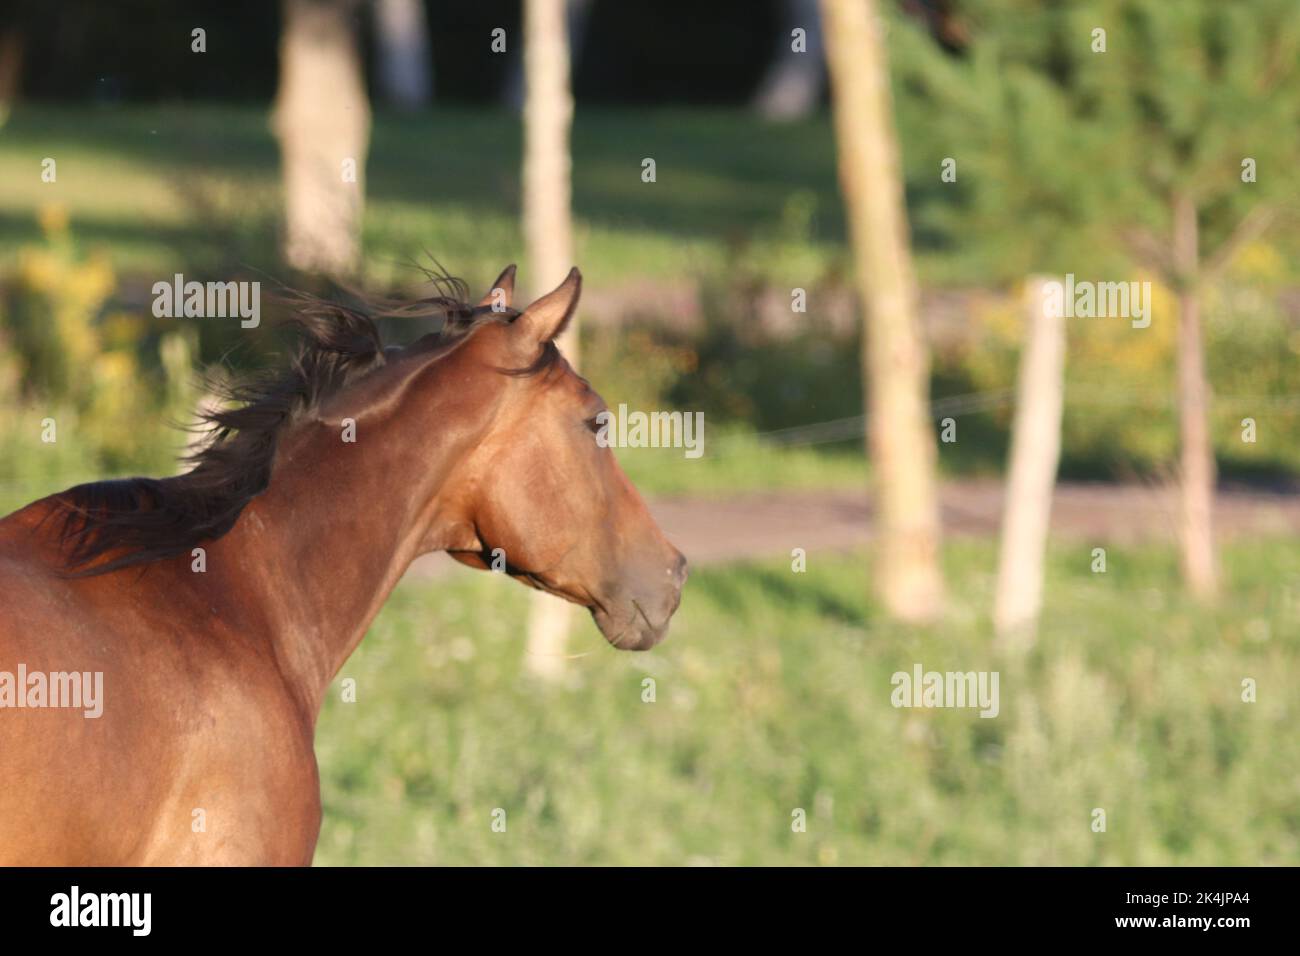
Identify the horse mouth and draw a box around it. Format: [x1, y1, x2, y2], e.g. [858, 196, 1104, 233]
[481, 551, 680, 652]
[590, 598, 673, 651]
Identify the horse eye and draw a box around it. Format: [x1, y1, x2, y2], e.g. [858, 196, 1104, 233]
[584, 415, 603, 434]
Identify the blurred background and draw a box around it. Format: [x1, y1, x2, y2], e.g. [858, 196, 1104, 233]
[0, 0, 1298, 864]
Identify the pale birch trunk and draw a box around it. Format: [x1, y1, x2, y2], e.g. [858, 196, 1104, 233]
[753, 0, 825, 120]
[994, 277, 1066, 650]
[821, 0, 945, 622]
[1173, 195, 1218, 599]
[504, 0, 591, 112]
[273, 0, 370, 278]
[522, 0, 577, 680]
[373, 0, 432, 109]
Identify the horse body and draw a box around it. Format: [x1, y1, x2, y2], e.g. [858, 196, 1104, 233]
[0, 503, 322, 864]
[0, 267, 686, 865]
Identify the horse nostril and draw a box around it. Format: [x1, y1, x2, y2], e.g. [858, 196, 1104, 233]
[672, 553, 688, 587]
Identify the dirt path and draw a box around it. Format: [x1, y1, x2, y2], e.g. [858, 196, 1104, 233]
[405, 480, 1300, 580]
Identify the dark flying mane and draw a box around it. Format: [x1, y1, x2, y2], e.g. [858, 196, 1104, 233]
[52, 272, 538, 577]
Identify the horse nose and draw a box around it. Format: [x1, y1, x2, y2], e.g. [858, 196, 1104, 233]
[671, 551, 688, 589]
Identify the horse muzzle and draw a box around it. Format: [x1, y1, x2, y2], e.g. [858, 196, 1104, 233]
[592, 551, 687, 651]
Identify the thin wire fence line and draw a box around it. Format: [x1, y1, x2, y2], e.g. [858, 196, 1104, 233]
[4, 385, 1300, 485]
[713, 385, 1300, 455]
[746, 389, 1016, 449]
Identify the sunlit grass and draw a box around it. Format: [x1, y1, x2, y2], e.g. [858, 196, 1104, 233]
[314, 537, 1300, 866]
[614, 428, 866, 497]
[0, 103, 845, 288]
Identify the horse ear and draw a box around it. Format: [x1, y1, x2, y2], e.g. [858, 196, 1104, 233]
[515, 268, 581, 344]
[477, 264, 517, 311]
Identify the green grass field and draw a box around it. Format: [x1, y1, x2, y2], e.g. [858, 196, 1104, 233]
[313, 537, 1300, 866]
[0, 104, 846, 289]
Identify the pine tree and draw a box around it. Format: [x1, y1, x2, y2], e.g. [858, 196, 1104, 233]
[895, 0, 1300, 599]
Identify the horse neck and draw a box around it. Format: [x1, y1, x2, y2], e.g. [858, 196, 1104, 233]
[215, 360, 490, 722]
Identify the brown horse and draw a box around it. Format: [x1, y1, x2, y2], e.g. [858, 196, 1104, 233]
[0, 266, 686, 865]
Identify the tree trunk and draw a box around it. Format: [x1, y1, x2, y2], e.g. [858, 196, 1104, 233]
[994, 277, 1066, 650]
[273, 0, 370, 278]
[372, 0, 432, 109]
[522, 0, 578, 680]
[0, 28, 25, 125]
[1173, 195, 1218, 599]
[821, 0, 945, 622]
[504, 0, 592, 112]
[753, 0, 825, 121]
